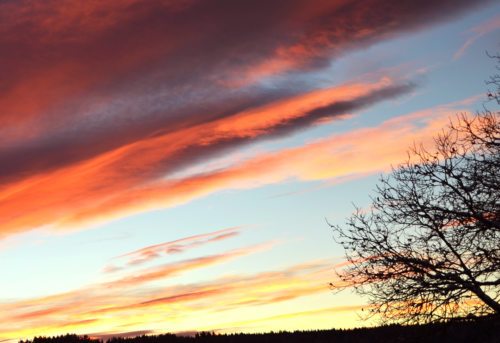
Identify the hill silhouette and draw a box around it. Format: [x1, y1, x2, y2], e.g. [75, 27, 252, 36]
[19, 315, 500, 343]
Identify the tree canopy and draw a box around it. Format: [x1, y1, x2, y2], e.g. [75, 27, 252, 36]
[330, 70, 499, 324]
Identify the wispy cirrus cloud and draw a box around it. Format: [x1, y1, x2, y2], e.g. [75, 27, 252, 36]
[0, 77, 413, 236]
[0, 249, 336, 341]
[0, 240, 278, 338]
[104, 241, 277, 288]
[454, 14, 500, 60]
[0, 0, 491, 238]
[105, 226, 244, 271]
[49, 98, 475, 231]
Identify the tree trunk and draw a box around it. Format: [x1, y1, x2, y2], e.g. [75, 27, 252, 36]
[471, 285, 500, 314]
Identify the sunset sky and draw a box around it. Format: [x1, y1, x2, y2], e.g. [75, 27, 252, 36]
[1, 0, 500, 341]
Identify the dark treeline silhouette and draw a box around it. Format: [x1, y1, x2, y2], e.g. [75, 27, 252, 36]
[19, 315, 500, 343]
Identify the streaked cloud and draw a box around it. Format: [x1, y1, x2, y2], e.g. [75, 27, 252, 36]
[106, 226, 243, 270]
[0, 77, 413, 236]
[0, 251, 337, 341]
[454, 14, 500, 60]
[0, 0, 490, 238]
[0, 1, 494, 339]
[104, 241, 277, 288]
[53, 99, 473, 230]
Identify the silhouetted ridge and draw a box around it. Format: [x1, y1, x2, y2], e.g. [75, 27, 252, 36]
[18, 315, 500, 343]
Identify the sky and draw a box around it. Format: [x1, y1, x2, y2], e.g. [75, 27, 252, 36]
[0, 0, 499, 340]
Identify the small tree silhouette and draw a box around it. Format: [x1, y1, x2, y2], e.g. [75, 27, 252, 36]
[330, 68, 499, 324]
[486, 51, 500, 105]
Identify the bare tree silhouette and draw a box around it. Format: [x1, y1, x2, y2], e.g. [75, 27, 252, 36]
[330, 71, 499, 324]
[486, 51, 500, 105]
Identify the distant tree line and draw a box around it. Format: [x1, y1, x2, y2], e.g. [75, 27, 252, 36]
[18, 315, 500, 343]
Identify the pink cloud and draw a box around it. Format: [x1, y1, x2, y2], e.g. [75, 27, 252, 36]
[454, 15, 500, 60]
[0, 0, 489, 238]
[109, 226, 243, 269]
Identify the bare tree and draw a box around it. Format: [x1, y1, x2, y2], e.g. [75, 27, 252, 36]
[330, 106, 499, 323]
[486, 51, 500, 105]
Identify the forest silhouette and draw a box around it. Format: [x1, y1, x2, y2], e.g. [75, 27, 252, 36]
[18, 315, 500, 343]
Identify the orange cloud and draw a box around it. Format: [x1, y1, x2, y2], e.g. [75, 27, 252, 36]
[0, 78, 412, 237]
[105, 241, 276, 288]
[0, 256, 337, 341]
[56, 101, 469, 230]
[2, 0, 463, 172]
[0, 0, 489, 238]
[107, 226, 243, 270]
